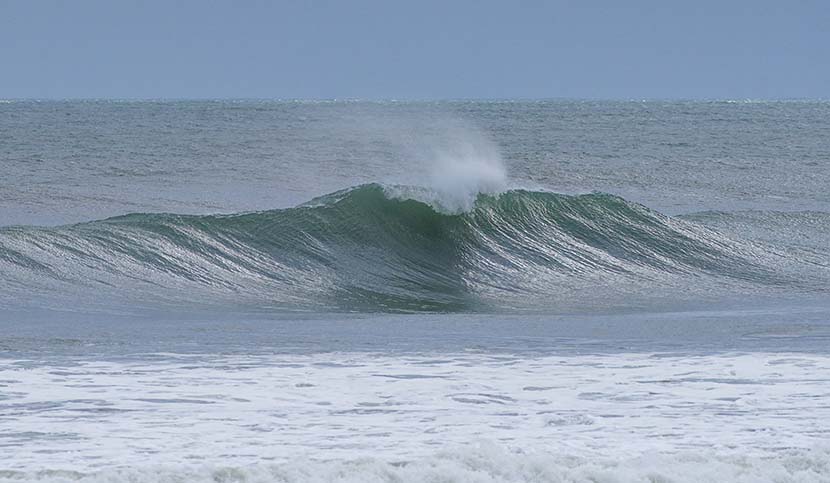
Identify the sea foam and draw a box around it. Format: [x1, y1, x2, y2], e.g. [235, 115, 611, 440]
[2, 352, 830, 477]
[4, 446, 829, 483]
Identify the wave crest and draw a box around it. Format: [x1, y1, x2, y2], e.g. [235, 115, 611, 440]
[0, 184, 817, 313]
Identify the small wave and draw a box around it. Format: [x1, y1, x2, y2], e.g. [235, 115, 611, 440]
[0, 184, 822, 313]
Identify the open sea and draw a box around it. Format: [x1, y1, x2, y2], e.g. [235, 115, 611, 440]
[1, 100, 829, 482]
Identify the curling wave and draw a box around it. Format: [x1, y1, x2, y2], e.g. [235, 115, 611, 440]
[0, 184, 822, 313]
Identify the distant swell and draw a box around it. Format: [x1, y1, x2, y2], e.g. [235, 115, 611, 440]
[0, 184, 822, 313]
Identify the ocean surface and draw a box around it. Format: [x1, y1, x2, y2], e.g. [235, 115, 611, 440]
[1, 100, 829, 482]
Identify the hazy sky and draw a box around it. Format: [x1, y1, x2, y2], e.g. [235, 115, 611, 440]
[2, 0, 827, 99]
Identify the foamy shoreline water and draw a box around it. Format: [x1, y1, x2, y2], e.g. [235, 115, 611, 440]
[3, 446, 829, 483]
[3, 351, 829, 480]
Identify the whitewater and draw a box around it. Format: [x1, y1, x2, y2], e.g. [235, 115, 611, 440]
[3, 352, 830, 482]
[1, 100, 830, 482]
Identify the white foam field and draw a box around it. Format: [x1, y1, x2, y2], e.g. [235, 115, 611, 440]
[2, 352, 830, 481]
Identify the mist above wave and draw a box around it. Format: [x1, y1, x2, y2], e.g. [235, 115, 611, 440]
[376, 119, 509, 214]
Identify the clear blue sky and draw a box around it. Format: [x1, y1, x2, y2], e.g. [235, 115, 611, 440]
[1, 0, 827, 99]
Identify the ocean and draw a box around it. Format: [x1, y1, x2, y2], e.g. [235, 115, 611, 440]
[1, 99, 829, 482]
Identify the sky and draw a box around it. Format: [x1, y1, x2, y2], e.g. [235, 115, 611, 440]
[1, 0, 827, 100]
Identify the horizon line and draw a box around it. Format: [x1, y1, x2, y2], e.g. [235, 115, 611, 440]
[1, 96, 828, 103]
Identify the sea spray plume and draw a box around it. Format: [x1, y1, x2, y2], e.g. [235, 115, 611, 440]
[426, 127, 507, 213]
[316, 108, 508, 212]
[387, 122, 508, 213]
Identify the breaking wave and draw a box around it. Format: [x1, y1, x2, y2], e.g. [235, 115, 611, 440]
[0, 184, 823, 313]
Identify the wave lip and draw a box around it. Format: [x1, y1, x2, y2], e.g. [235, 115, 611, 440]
[0, 183, 820, 313]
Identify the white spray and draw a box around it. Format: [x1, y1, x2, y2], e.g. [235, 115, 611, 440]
[381, 118, 508, 213]
[425, 126, 507, 212]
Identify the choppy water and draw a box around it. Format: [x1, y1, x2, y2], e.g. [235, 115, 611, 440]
[1, 100, 829, 482]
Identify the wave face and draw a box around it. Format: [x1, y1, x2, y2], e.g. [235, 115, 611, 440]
[0, 184, 822, 313]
